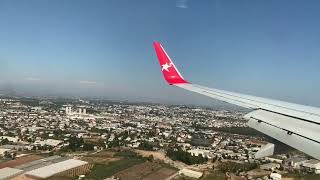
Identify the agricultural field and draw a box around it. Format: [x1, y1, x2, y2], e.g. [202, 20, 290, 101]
[80, 149, 178, 180]
[115, 161, 177, 180]
[85, 158, 145, 179]
[0, 155, 42, 168]
[80, 150, 120, 164]
[82, 150, 145, 179]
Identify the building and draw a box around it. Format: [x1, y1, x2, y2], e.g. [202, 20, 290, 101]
[0, 148, 15, 156]
[34, 139, 63, 147]
[264, 157, 283, 164]
[260, 163, 280, 171]
[65, 105, 72, 115]
[270, 173, 281, 180]
[179, 168, 203, 179]
[25, 159, 88, 179]
[0, 136, 19, 143]
[188, 149, 213, 159]
[302, 159, 320, 174]
[254, 143, 274, 159]
[284, 157, 308, 168]
[0, 167, 23, 179]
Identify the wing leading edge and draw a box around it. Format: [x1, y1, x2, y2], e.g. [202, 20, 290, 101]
[153, 42, 320, 159]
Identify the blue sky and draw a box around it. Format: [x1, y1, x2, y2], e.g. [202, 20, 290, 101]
[0, 0, 320, 107]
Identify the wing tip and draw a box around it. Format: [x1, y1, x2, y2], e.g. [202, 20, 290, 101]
[153, 41, 189, 85]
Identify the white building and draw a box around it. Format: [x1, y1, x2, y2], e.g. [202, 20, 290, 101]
[302, 159, 320, 174]
[284, 157, 307, 168]
[0, 136, 19, 143]
[65, 106, 72, 115]
[260, 163, 280, 171]
[0, 167, 23, 179]
[25, 159, 88, 179]
[34, 139, 63, 147]
[265, 157, 283, 164]
[188, 149, 213, 159]
[270, 173, 281, 180]
[179, 168, 203, 179]
[0, 148, 13, 156]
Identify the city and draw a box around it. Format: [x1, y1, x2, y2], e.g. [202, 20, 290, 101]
[0, 97, 318, 179]
[1, 0, 320, 179]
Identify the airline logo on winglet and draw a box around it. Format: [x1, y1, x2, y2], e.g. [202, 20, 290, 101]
[161, 62, 173, 72]
[153, 42, 189, 85]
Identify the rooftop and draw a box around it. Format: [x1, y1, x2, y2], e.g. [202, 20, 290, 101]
[25, 159, 88, 179]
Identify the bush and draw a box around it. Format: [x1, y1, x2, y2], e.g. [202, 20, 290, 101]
[138, 141, 154, 151]
[166, 148, 207, 165]
[114, 150, 139, 158]
[218, 161, 258, 173]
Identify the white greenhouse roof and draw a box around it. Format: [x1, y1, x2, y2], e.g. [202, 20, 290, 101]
[0, 167, 23, 179]
[25, 159, 87, 178]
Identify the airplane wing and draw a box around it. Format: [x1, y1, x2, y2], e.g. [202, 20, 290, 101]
[153, 42, 320, 159]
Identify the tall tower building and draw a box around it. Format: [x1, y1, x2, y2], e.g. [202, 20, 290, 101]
[65, 106, 72, 115]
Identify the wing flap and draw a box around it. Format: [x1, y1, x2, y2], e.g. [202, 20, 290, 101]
[247, 117, 320, 160]
[244, 109, 320, 143]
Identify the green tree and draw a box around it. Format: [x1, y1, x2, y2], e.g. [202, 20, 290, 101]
[0, 138, 9, 145]
[83, 143, 95, 151]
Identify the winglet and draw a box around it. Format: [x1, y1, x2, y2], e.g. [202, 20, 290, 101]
[153, 42, 189, 85]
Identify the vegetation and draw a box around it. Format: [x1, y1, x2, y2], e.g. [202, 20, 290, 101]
[0, 138, 9, 145]
[89, 127, 108, 133]
[211, 127, 265, 136]
[86, 158, 145, 179]
[114, 149, 140, 158]
[218, 161, 258, 173]
[192, 123, 266, 137]
[60, 136, 96, 152]
[189, 138, 211, 147]
[283, 173, 320, 180]
[201, 171, 227, 180]
[68, 136, 85, 151]
[83, 143, 95, 151]
[86, 150, 146, 179]
[138, 141, 154, 151]
[166, 148, 208, 165]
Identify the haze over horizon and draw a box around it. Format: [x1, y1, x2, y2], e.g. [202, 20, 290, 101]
[1, 0, 320, 107]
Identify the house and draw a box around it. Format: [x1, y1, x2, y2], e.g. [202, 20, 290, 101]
[0, 136, 19, 143]
[260, 163, 280, 171]
[284, 157, 308, 168]
[0, 148, 12, 156]
[270, 173, 281, 180]
[34, 139, 63, 147]
[265, 157, 283, 164]
[302, 159, 320, 174]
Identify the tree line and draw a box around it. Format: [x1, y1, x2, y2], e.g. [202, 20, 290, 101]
[166, 148, 208, 165]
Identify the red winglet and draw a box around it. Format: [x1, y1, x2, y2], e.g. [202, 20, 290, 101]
[153, 42, 189, 85]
